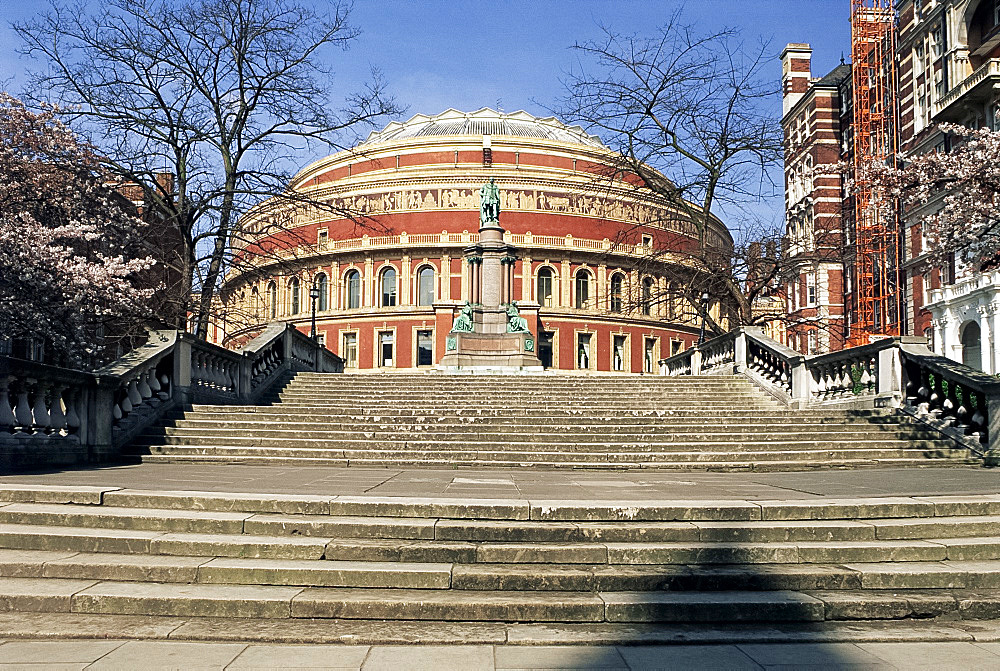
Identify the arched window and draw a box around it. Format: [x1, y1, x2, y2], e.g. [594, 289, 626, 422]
[314, 273, 328, 311]
[642, 278, 654, 316]
[537, 267, 554, 307]
[575, 270, 590, 309]
[288, 277, 300, 315]
[266, 282, 277, 319]
[417, 266, 435, 306]
[962, 321, 982, 371]
[251, 286, 261, 318]
[381, 267, 397, 307]
[345, 270, 361, 309]
[610, 273, 624, 313]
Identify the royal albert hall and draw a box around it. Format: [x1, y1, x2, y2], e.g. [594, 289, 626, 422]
[217, 108, 732, 373]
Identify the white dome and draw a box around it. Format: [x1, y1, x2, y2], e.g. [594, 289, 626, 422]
[363, 108, 605, 148]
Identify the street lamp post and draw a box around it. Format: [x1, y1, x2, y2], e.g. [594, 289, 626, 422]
[309, 281, 320, 342]
[697, 291, 710, 346]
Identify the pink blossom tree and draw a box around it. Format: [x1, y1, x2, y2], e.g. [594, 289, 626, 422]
[0, 94, 156, 365]
[866, 123, 1000, 269]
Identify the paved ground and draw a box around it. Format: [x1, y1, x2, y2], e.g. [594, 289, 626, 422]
[2, 639, 1000, 669]
[4, 463, 1000, 501]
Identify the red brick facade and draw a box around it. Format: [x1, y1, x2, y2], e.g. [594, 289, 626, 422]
[216, 110, 731, 372]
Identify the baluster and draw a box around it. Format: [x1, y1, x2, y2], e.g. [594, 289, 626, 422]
[30, 380, 51, 435]
[119, 382, 133, 416]
[49, 384, 67, 435]
[65, 388, 81, 437]
[949, 381, 966, 429]
[138, 369, 153, 401]
[127, 377, 142, 409]
[860, 360, 873, 392]
[191, 352, 204, 387]
[158, 374, 170, 400]
[0, 376, 16, 434]
[13, 380, 32, 432]
[815, 365, 828, 396]
[929, 373, 944, 417]
[916, 367, 932, 414]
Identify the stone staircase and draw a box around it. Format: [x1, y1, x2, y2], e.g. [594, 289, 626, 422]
[127, 373, 976, 471]
[4, 485, 1000, 643]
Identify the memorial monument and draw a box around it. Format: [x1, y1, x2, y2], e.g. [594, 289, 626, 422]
[438, 178, 543, 371]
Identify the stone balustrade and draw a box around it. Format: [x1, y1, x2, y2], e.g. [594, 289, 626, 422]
[1, 323, 343, 472]
[660, 327, 1000, 464]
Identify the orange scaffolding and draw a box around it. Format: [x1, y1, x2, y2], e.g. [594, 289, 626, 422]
[849, 0, 901, 344]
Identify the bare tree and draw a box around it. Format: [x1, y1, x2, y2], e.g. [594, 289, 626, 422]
[555, 14, 784, 336]
[15, 0, 401, 338]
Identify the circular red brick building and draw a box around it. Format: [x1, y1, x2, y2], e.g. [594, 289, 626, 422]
[218, 108, 731, 372]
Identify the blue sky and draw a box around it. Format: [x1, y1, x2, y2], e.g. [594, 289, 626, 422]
[0, 0, 851, 225]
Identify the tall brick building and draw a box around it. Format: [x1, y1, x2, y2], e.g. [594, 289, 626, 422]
[780, 45, 852, 354]
[783, 0, 1000, 368]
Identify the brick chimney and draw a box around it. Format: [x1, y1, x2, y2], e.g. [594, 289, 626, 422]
[781, 43, 812, 117]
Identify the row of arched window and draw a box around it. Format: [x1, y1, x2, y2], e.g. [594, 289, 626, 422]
[539, 267, 668, 317]
[251, 266, 437, 318]
[249, 265, 677, 320]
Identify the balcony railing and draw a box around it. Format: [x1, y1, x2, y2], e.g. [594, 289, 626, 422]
[926, 269, 1000, 307]
[933, 59, 1000, 119]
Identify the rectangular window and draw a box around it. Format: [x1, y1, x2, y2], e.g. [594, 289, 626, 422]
[342, 333, 357, 369]
[613, 335, 627, 372]
[576, 333, 592, 370]
[641, 234, 653, 248]
[670, 339, 682, 357]
[417, 330, 433, 367]
[539, 331, 554, 369]
[808, 283, 817, 306]
[645, 338, 658, 373]
[317, 229, 329, 250]
[379, 331, 394, 367]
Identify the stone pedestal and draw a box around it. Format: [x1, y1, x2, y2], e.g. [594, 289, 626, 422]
[440, 327, 541, 371]
[437, 190, 543, 372]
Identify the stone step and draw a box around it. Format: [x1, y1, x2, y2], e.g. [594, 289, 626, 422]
[0, 551, 451, 589]
[7, 502, 997, 543]
[182, 405, 898, 419]
[160, 416, 926, 431]
[132, 453, 977, 471]
[6, 577, 998, 623]
[137, 433, 953, 451]
[3, 523, 996, 565]
[10, 486, 1000, 520]
[134, 434, 970, 463]
[132, 448, 970, 468]
[12, 550, 1000, 592]
[146, 427, 946, 444]
[3, 611, 999, 645]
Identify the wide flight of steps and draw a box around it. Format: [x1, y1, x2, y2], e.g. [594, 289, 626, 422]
[4, 485, 1000, 643]
[128, 373, 976, 471]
